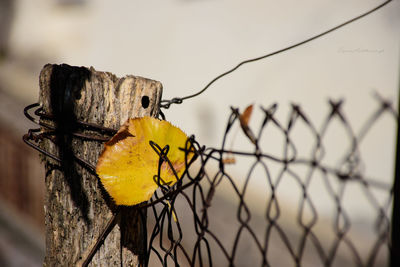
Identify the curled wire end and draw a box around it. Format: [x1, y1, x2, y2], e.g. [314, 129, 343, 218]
[22, 102, 113, 173]
[160, 98, 183, 109]
[22, 129, 62, 163]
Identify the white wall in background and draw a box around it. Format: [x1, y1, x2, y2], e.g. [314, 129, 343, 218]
[6, 0, 400, 221]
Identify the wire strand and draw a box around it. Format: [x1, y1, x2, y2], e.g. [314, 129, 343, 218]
[160, 0, 392, 109]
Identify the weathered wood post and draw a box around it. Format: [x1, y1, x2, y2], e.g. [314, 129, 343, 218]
[39, 64, 162, 266]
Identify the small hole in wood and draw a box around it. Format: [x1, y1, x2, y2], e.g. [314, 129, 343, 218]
[141, 96, 150, 109]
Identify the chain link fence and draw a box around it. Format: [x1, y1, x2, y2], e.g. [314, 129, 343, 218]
[145, 94, 397, 267]
[24, 93, 398, 266]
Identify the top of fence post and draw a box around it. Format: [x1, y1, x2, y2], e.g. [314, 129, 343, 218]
[38, 63, 162, 266]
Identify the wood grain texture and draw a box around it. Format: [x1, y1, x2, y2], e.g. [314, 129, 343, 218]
[38, 64, 162, 266]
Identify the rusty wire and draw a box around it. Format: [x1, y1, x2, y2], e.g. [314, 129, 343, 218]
[23, 93, 398, 266]
[160, 0, 393, 109]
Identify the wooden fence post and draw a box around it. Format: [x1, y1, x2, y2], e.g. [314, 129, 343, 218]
[39, 64, 162, 266]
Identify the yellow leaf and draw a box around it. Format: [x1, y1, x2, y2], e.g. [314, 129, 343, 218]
[96, 116, 193, 206]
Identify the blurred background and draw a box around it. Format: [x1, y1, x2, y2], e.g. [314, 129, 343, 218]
[0, 0, 399, 266]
